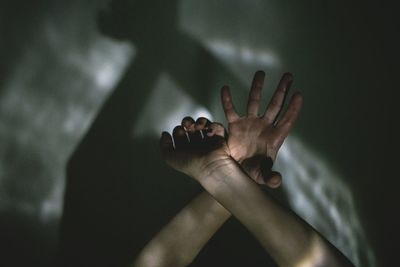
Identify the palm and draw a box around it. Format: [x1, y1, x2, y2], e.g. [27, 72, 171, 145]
[227, 118, 273, 160]
[227, 118, 273, 183]
[221, 71, 303, 186]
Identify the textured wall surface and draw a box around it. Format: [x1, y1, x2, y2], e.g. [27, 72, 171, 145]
[0, 0, 397, 266]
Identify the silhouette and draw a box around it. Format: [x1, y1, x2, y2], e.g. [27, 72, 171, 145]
[59, 1, 276, 266]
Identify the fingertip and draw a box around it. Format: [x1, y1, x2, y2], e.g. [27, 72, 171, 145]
[195, 117, 211, 130]
[264, 172, 282, 188]
[292, 91, 304, 105]
[173, 125, 186, 136]
[160, 131, 171, 140]
[160, 131, 173, 148]
[284, 74, 294, 90]
[293, 90, 303, 98]
[255, 70, 265, 77]
[253, 70, 266, 85]
[221, 85, 231, 100]
[182, 116, 195, 122]
[221, 85, 230, 91]
[182, 116, 195, 130]
[283, 72, 293, 79]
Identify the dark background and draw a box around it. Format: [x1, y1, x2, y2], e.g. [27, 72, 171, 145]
[0, 0, 398, 266]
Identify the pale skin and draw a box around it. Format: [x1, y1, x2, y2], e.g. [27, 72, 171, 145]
[132, 71, 354, 267]
[133, 71, 297, 267]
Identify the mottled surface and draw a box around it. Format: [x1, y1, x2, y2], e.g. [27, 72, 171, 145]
[0, 0, 397, 266]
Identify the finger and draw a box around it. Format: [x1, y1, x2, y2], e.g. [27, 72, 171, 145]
[195, 117, 212, 140]
[184, 117, 210, 143]
[263, 171, 282, 188]
[275, 92, 303, 147]
[247, 70, 265, 116]
[221, 85, 240, 123]
[207, 122, 226, 138]
[160, 131, 174, 159]
[173, 125, 189, 148]
[263, 72, 293, 123]
[194, 117, 211, 130]
[181, 116, 195, 132]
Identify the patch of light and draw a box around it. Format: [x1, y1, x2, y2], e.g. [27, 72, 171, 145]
[64, 39, 134, 91]
[39, 175, 65, 222]
[133, 73, 213, 137]
[295, 236, 325, 267]
[205, 39, 280, 68]
[42, 11, 135, 92]
[0, 20, 135, 222]
[276, 137, 376, 267]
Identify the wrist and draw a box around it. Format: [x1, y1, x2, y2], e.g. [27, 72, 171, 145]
[196, 159, 247, 199]
[195, 156, 237, 183]
[228, 143, 251, 164]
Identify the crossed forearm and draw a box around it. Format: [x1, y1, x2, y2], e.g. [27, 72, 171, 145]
[197, 160, 355, 267]
[132, 190, 231, 267]
[133, 161, 355, 267]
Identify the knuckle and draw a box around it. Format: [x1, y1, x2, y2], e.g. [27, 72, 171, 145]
[182, 116, 194, 123]
[173, 125, 185, 135]
[250, 89, 262, 100]
[196, 117, 209, 125]
[269, 98, 281, 108]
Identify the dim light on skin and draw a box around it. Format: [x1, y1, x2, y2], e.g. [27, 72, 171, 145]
[134, 78, 375, 266]
[295, 235, 325, 267]
[3, 50, 374, 266]
[0, 17, 375, 265]
[130, 72, 376, 266]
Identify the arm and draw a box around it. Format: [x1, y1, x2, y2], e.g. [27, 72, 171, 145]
[158, 79, 355, 266]
[133, 118, 232, 267]
[132, 191, 230, 267]
[161, 127, 355, 267]
[197, 160, 354, 267]
[133, 71, 302, 267]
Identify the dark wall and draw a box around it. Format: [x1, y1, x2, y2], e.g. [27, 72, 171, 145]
[0, 0, 397, 266]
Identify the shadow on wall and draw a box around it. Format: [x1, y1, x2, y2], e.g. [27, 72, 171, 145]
[59, 1, 277, 267]
[0, 0, 379, 266]
[58, 1, 378, 266]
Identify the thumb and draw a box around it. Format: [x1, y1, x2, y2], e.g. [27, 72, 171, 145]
[260, 157, 282, 188]
[263, 171, 282, 188]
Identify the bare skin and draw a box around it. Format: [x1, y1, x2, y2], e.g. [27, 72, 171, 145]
[221, 71, 303, 185]
[133, 71, 306, 267]
[157, 116, 355, 267]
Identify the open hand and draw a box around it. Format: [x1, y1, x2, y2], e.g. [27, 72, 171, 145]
[221, 71, 303, 187]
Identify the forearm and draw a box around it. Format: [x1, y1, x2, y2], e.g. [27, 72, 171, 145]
[198, 161, 355, 267]
[132, 190, 231, 267]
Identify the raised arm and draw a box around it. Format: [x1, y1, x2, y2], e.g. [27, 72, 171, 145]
[159, 122, 355, 267]
[132, 190, 230, 267]
[132, 120, 231, 267]
[133, 71, 304, 267]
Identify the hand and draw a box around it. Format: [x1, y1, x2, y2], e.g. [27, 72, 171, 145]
[160, 117, 232, 180]
[221, 71, 303, 187]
